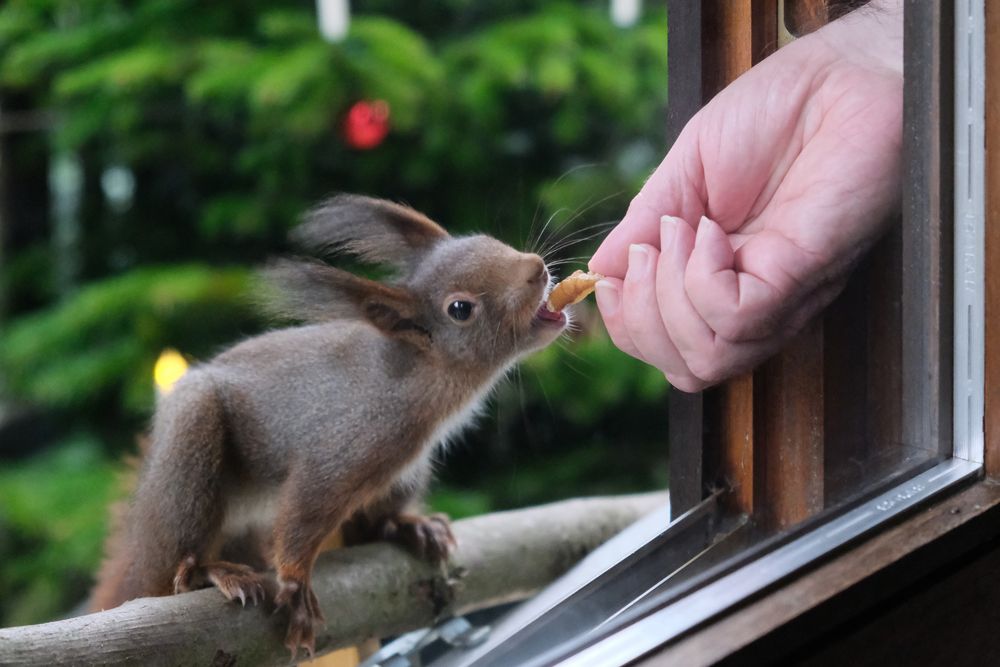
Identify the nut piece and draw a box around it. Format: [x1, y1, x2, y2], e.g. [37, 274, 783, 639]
[546, 270, 604, 312]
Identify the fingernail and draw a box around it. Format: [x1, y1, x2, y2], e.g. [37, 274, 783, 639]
[661, 215, 678, 248]
[695, 216, 709, 243]
[594, 280, 620, 317]
[628, 244, 650, 277]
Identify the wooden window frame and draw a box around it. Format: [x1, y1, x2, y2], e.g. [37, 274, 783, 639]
[635, 0, 1000, 663]
[423, 3, 994, 664]
[667, 0, 956, 529]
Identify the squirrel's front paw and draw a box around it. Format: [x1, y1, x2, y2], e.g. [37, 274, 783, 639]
[205, 562, 267, 607]
[171, 556, 267, 607]
[380, 512, 457, 565]
[275, 578, 325, 658]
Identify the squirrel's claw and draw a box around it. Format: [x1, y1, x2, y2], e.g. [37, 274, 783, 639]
[172, 554, 199, 594]
[283, 615, 316, 660]
[417, 513, 457, 564]
[275, 578, 324, 659]
[380, 512, 457, 565]
[203, 562, 268, 609]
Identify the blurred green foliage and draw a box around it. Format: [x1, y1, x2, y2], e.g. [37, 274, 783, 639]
[0, 266, 254, 422]
[0, 0, 668, 265]
[0, 0, 670, 627]
[524, 332, 668, 425]
[0, 435, 119, 626]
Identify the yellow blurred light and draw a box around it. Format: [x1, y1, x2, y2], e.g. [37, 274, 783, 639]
[154, 348, 189, 394]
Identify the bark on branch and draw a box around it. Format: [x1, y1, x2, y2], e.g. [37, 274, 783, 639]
[0, 492, 666, 667]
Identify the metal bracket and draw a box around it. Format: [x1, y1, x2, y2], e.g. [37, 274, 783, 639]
[359, 616, 490, 667]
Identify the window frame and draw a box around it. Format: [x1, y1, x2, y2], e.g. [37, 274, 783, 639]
[669, 0, 963, 530]
[665, 0, 983, 520]
[422, 1, 994, 665]
[636, 0, 998, 661]
[583, 0, 991, 659]
[422, 0, 1000, 666]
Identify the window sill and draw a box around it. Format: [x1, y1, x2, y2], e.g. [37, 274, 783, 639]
[638, 478, 1000, 666]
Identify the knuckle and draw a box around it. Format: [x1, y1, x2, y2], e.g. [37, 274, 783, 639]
[711, 314, 753, 342]
[685, 356, 726, 386]
[703, 303, 774, 342]
[665, 372, 705, 393]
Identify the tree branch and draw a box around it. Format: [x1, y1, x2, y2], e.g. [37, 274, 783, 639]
[0, 492, 666, 666]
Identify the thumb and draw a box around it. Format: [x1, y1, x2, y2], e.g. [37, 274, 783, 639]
[591, 128, 705, 278]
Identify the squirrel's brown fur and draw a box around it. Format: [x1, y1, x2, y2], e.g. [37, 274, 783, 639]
[87, 195, 567, 656]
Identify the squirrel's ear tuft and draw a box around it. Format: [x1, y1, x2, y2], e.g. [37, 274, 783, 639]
[292, 195, 449, 271]
[258, 259, 431, 347]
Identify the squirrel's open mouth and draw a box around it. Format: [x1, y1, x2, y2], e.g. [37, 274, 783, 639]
[533, 303, 567, 327]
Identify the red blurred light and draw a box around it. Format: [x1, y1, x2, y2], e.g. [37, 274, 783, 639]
[343, 100, 390, 150]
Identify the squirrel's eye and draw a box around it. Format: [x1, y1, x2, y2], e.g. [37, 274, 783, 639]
[447, 300, 474, 322]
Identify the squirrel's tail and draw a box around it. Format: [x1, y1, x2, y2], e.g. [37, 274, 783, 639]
[87, 440, 145, 611]
[87, 499, 135, 611]
[88, 373, 228, 610]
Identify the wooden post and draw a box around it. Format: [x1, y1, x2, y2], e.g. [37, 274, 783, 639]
[698, 0, 783, 520]
[755, 323, 825, 528]
[666, 0, 706, 517]
[715, 374, 756, 514]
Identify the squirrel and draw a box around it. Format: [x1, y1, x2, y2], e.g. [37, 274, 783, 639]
[87, 195, 569, 656]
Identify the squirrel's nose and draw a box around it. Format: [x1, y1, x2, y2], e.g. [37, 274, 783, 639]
[522, 255, 547, 285]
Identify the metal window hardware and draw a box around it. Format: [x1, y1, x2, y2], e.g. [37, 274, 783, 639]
[553, 458, 981, 667]
[360, 617, 490, 667]
[953, 0, 985, 464]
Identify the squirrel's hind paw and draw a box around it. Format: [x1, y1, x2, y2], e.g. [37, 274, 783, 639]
[275, 578, 324, 659]
[381, 512, 457, 565]
[172, 555, 199, 594]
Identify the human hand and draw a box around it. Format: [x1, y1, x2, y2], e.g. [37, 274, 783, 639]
[589, 2, 903, 392]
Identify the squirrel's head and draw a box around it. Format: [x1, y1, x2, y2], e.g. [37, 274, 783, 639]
[263, 195, 566, 372]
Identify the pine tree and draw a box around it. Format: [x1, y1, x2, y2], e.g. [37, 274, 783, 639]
[0, 0, 670, 625]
